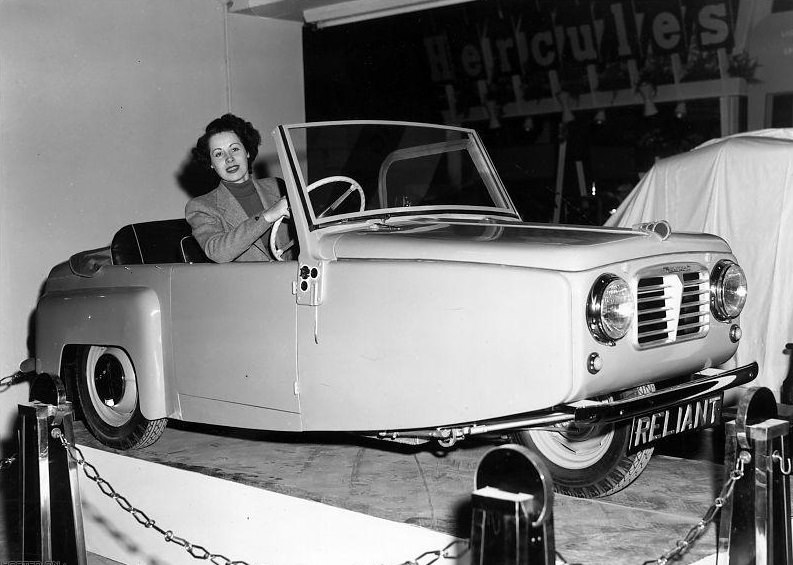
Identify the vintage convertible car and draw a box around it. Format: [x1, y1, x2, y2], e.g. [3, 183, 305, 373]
[30, 120, 756, 498]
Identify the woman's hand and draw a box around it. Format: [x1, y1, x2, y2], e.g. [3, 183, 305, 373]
[263, 197, 291, 223]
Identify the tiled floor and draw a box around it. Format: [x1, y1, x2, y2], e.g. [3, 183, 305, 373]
[1, 420, 732, 565]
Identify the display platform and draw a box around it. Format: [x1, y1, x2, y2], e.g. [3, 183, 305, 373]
[77, 444, 461, 565]
[72, 421, 726, 565]
[68, 422, 723, 565]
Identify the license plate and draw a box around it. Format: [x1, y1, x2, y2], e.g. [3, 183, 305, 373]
[626, 393, 723, 454]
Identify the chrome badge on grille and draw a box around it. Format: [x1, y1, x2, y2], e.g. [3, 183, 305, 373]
[662, 264, 692, 273]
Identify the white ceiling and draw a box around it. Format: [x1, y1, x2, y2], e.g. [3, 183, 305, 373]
[231, 0, 333, 21]
[231, 0, 474, 25]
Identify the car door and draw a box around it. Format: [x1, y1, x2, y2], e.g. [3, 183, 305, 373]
[170, 261, 299, 417]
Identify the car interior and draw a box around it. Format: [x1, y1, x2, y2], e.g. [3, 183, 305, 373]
[110, 219, 210, 265]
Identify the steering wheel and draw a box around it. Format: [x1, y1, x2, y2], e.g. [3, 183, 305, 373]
[269, 176, 366, 262]
[307, 175, 366, 218]
[269, 216, 296, 262]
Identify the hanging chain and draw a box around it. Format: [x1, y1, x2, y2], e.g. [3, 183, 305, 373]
[0, 453, 17, 471]
[555, 550, 583, 564]
[47, 423, 762, 565]
[398, 539, 469, 565]
[771, 434, 792, 476]
[52, 428, 256, 565]
[641, 449, 752, 565]
[0, 371, 24, 392]
[53, 427, 468, 565]
[0, 371, 25, 471]
[772, 450, 792, 475]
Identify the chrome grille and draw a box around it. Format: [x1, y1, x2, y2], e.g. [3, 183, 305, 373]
[636, 266, 710, 348]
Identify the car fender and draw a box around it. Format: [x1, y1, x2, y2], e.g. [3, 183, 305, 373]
[35, 286, 172, 420]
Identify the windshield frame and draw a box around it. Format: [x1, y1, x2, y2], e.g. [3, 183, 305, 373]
[278, 120, 521, 230]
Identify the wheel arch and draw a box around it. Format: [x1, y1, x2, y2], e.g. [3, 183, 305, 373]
[36, 287, 176, 420]
[59, 344, 82, 408]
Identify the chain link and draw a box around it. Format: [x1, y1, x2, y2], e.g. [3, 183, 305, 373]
[48, 424, 756, 565]
[52, 428, 255, 565]
[772, 449, 792, 475]
[641, 449, 751, 565]
[398, 540, 469, 565]
[54, 427, 468, 565]
[0, 371, 24, 392]
[555, 550, 583, 564]
[0, 453, 17, 471]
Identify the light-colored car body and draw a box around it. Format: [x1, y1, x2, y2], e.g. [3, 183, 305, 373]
[32, 120, 755, 496]
[38, 225, 741, 432]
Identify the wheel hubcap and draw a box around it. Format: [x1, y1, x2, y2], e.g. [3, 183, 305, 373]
[529, 424, 615, 469]
[85, 346, 137, 427]
[94, 354, 125, 406]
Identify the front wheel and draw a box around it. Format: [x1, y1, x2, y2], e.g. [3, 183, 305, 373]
[76, 346, 166, 449]
[511, 385, 654, 498]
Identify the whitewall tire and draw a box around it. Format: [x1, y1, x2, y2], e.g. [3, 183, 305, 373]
[77, 346, 166, 449]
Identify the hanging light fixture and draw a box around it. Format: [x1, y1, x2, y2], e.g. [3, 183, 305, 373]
[557, 91, 575, 123]
[638, 83, 658, 117]
[487, 100, 501, 130]
[643, 99, 658, 117]
[594, 109, 606, 125]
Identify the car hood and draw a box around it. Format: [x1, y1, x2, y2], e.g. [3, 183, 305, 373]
[315, 218, 732, 271]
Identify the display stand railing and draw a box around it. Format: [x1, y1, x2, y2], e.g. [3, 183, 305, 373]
[10, 382, 793, 565]
[719, 387, 793, 565]
[19, 399, 87, 564]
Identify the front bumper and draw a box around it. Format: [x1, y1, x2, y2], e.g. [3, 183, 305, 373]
[374, 362, 758, 445]
[572, 362, 758, 425]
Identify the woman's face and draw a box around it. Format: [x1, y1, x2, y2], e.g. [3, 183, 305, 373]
[208, 131, 250, 183]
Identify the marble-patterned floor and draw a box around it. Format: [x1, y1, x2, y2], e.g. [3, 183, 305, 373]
[31, 421, 733, 565]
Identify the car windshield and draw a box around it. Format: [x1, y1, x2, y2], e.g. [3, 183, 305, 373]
[282, 121, 518, 228]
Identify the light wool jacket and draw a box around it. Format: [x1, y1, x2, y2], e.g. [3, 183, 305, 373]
[185, 177, 283, 263]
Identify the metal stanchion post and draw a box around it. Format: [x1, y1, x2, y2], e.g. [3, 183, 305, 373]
[19, 395, 87, 564]
[718, 387, 792, 565]
[470, 444, 554, 565]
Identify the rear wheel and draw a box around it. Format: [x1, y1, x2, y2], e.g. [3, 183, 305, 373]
[511, 385, 654, 498]
[77, 346, 166, 449]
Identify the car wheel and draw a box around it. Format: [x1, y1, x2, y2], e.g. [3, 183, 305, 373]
[511, 385, 654, 498]
[77, 346, 166, 449]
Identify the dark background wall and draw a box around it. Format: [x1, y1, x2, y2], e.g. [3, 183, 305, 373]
[303, 0, 741, 224]
[304, 11, 440, 123]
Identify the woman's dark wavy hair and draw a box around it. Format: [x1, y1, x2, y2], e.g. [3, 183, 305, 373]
[192, 113, 261, 169]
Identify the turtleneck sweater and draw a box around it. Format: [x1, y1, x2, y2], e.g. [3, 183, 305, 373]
[222, 178, 265, 218]
[222, 177, 270, 254]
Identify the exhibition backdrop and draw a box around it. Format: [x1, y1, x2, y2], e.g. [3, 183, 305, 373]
[306, 0, 744, 123]
[304, 0, 745, 223]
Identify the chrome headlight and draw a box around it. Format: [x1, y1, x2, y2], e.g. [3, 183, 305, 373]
[587, 274, 634, 344]
[710, 260, 747, 321]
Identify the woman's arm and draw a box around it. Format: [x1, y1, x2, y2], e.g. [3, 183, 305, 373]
[186, 200, 274, 263]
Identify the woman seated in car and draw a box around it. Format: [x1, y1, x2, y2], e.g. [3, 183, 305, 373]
[186, 113, 290, 262]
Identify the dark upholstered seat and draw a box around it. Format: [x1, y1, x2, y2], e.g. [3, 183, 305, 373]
[111, 219, 210, 265]
[180, 235, 210, 264]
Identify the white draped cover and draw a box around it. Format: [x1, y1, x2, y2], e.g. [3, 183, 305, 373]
[606, 129, 793, 397]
